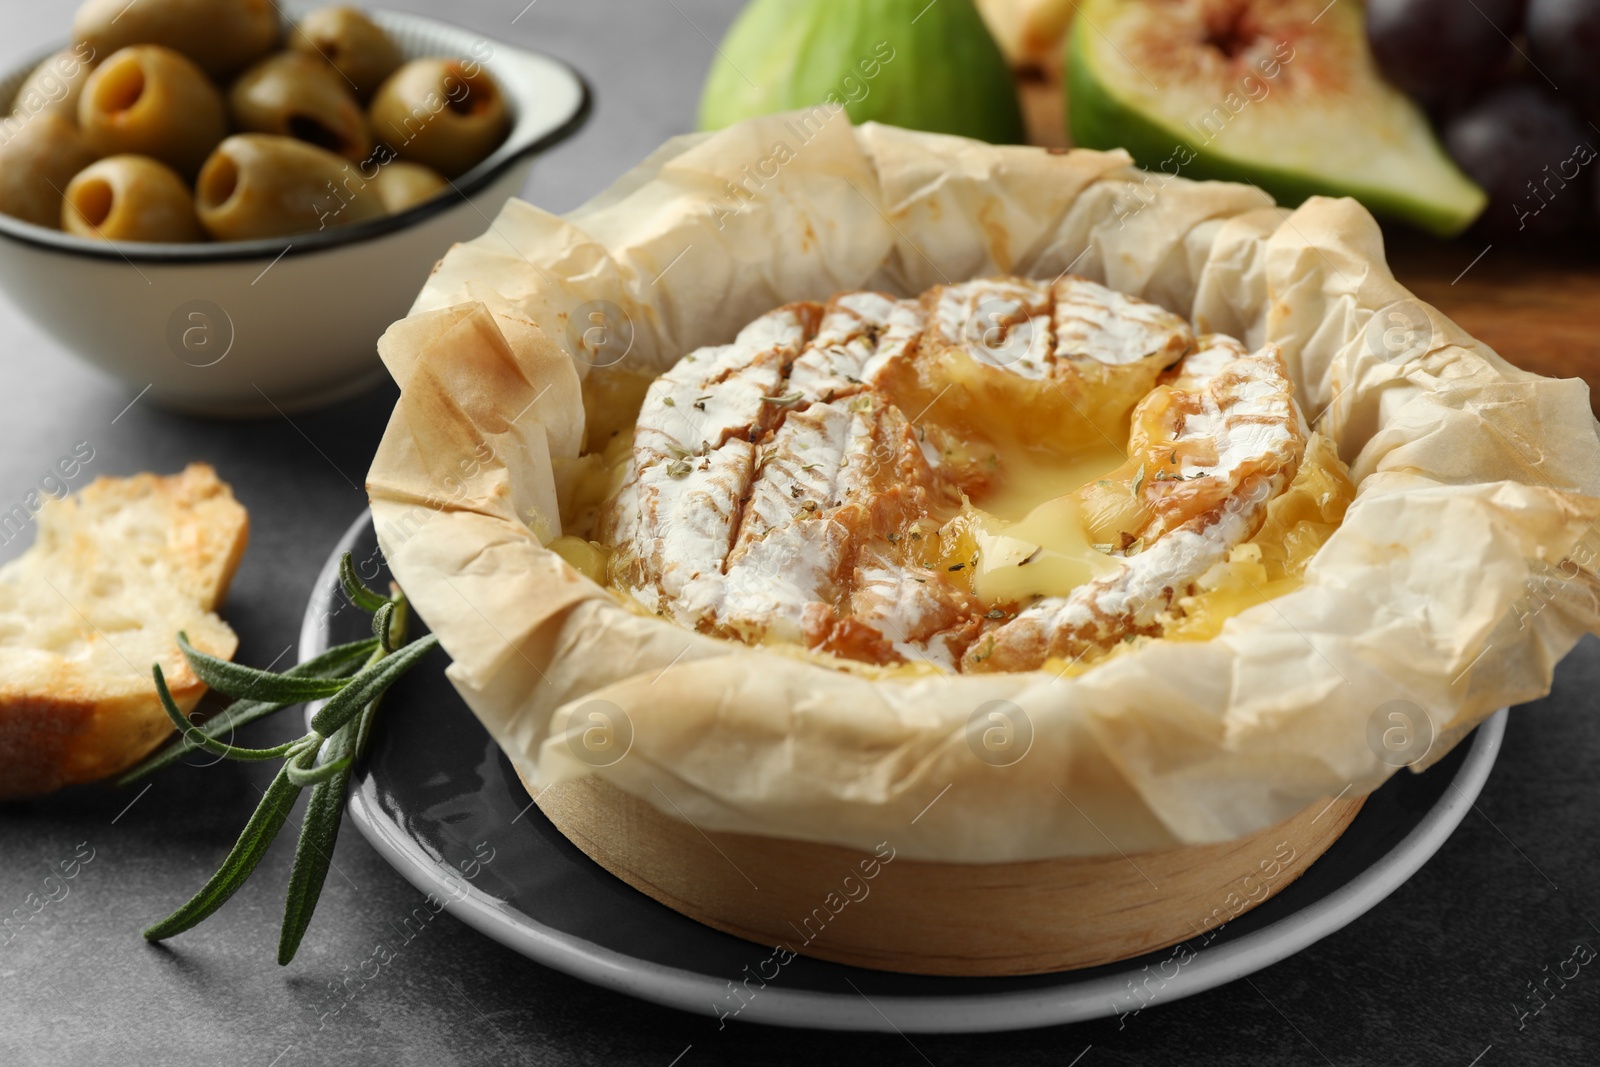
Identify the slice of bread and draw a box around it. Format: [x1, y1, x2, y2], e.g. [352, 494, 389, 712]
[0, 464, 249, 799]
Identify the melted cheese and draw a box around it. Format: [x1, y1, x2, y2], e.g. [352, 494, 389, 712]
[890, 433, 1132, 608]
[568, 426, 1348, 673]
[548, 535, 610, 583]
[972, 441, 1127, 523]
[1162, 432, 1354, 642]
[580, 278, 1347, 676]
[1037, 431, 1354, 678]
[962, 496, 1122, 605]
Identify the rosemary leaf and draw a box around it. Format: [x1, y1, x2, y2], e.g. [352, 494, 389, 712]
[338, 554, 390, 613]
[308, 635, 439, 737]
[143, 764, 301, 942]
[116, 638, 378, 788]
[283, 753, 353, 788]
[277, 705, 369, 965]
[177, 633, 350, 703]
[152, 665, 304, 762]
[371, 601, 396, 653]
[385, 595, 410, 658]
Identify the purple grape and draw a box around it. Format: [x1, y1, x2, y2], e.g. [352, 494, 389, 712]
[1443, 83, 1594, 236]
[1367, 0, 1524, 110]
[1528, 0, 1600, 123]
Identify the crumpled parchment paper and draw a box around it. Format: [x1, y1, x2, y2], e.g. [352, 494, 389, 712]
[366, 115, 1600, 862]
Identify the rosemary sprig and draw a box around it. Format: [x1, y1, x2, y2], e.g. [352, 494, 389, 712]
[127, 552, 439, 964]
[114, 637, 378, 787]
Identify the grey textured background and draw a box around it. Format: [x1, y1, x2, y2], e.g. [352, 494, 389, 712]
[1, 1, 1597, 1064]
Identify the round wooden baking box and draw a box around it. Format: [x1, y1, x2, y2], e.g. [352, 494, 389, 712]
[532, 775, 1364, 977]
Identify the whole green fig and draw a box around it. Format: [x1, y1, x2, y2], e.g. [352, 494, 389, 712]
[698, 0, 1025, 145]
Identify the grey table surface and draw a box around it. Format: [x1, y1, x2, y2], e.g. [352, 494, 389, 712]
[1, 1, 1598, 1064]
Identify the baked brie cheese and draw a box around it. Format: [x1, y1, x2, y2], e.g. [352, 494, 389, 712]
[575, 275, 1352, 675]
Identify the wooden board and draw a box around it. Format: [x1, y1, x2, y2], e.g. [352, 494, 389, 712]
[536, 775, 1364, 977]
[1387, 234, 1600, 415]
[1019, 70, 1068, 150]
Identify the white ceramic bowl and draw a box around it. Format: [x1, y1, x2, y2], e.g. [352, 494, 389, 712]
[0, 10, 588, 417]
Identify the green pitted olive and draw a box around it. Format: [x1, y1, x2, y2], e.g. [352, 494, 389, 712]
[73, 0, 279, 79]
[371, 160, 448, 213]
[11, 47, 98, 121]
[0, 111, 98, 228]
[369, 58, 510, 179]
[230, 53, 372, 162]
[196, 133, 385, 240]
[79, 46, 227, 179]
[290, 7, 404, 101]
[62, 155, 204, 243]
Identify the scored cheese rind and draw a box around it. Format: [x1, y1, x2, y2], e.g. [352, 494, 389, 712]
[622, 441, 755, 614]
[598, 305, 811, 618]
[839, 554, 984, 670]
[713, 393, 971, 660]
[926, 277, 1055, 378]
[734, 400, 860, 550]
[788, 292, 926, 404]
[1141, 334, 1307, 540]
[921, 274, 1194, 379]
[870, 276, 1197, 470]
[1053, 275, 1196, 366]
[601, 277, 1306, 673]
[636, 303, 814, 454]
[607, 293, 934, 641]
[963, 337, 1305, 673]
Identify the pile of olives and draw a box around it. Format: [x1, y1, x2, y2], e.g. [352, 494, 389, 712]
[0, 0, 511, 243]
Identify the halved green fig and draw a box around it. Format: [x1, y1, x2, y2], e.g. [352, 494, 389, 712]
[1066, 0, 1487, 236]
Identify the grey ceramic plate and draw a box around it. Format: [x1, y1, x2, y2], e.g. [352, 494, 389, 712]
[301, 512, 1507, 1034]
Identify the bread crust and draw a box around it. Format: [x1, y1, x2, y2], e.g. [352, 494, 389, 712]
[0, 464, 248, 798]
